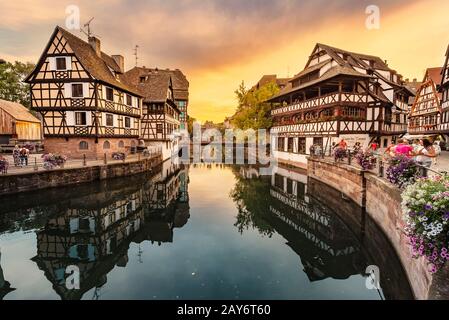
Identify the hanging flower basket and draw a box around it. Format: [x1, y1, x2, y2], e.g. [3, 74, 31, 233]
[402, 175, 449, 273]
[42, 153, 67, 170]
[333, 147, 347, 162]
[386, 155, 419, 188]
[112, 152, 126, 161]
[0, 159, 9, 174]
[355, 150, 377, 170]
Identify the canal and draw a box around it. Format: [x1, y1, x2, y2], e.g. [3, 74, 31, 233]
[0, 160, 413, 300]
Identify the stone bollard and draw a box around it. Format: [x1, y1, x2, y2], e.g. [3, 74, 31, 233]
[378, 159, 384, 177]
[104, 153, 107, 165]
[83, 154, 87, 166]
[34, 157, 38, 171]
[348, 151, 352, 165]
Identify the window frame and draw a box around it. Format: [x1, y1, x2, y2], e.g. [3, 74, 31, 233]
[71, 83, 84, 98]
[75, 111, 87, 126]
[105, 87, 114, 102]
[124, 117, 131, 128]
[56, 57, 67, 71]
[105, 114, 114, 127]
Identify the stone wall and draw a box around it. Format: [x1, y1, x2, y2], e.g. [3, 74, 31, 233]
[0, 154, 162, 195]
[307, 157, 449, 300]
[307, 157, 365, 206]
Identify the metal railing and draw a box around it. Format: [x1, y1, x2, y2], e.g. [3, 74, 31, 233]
[0, 146, 162, 175]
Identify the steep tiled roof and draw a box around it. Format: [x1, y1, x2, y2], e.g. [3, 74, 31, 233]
[27, 26, 141, 96]
[123, 67, 189, 101]
[0, 99, 41, 123]
[424, 67, 443, 85]
[122, 69, 172, 103]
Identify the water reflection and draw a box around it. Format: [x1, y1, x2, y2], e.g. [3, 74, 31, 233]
[0, 161, 413, 300]
[0, 160, 189, 300]
[231, 164, 413, 299]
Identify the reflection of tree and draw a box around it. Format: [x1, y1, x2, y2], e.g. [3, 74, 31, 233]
[230, 168, 274, 237]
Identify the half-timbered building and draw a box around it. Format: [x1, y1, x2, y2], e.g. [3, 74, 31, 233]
[439, 45, 449, 139]
[409, 68, 442, 135]
[267, 43, 414, 166]
[25, 26, 142, 159]
[122, 68, 181, 161]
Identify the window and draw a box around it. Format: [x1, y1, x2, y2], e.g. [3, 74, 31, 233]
[75, 112, 87, 126]
[298, 138, 306, 154]
[297, 182, 306, 199]
[274, 174, 284, 189]
[103, 141, 110, 149]
[105, 114, 114, 127]
[126, 94, 132, 106]
[313, 137, 323, 148]
[56, 57, 67, 70]
[395, 114, 401, 123]
[156, 123, 163, 134]
[287, 137, 294, 153]
[286, 179, 293, 194]
[277, 137, 285, 152]
[106, 87, 114, 101]
[124, 117, 131, 128]
[79, 141, 88, 150]
[118, 141, 124, 148]
[71, 84, 83, 98]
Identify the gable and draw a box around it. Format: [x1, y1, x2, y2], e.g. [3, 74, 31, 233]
[410, 80, 441, 116]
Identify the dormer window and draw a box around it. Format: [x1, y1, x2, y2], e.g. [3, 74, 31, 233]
[56, 57, 67, 70]
[140, 76, 148, 83]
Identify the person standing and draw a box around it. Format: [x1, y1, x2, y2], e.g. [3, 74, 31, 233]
[393, 139, 414, 157]
[433, 140, 442, 166]
[12, 145, 20, 167]
[416, 139, 437, 169]
[19, 147, 29, 167]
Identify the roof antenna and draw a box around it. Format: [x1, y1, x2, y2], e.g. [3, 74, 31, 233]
[80, 17, 95, 38]
[133, 45, 139, 67]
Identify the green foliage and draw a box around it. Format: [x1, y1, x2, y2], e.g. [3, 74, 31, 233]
[231, 80, 279, 130]
[0, 60, 35, 109]
[187, 116, 197, 134]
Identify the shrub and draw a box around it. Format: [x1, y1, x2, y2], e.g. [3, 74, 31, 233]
[42, 153, 67, 170]
[402, 175, 449, 272]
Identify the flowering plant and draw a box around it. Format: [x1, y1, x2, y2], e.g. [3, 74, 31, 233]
[333, 147, 347, 162]
[112, 152, 126, 160]
[386, 155, 419, 188]
[355, 150, 377, 170]
[402, 175, 449, 272]
[42, 153, 67, 170]
[0, 158, 9, 173]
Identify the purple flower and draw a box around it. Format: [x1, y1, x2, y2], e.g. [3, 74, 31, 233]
[424, 204, 433, 211]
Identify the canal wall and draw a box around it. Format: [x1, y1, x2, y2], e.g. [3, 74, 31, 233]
[307, 157, 449, 300]
[0, 154, 162, 196]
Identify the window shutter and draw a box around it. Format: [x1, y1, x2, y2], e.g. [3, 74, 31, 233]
[64, 83, 72, 98]
[65, 56, 72, 70]
[66, 111, 75, 126]
[83, 83, 89, 98]
[86, 112, 92, 126]
[48, 57, 56, 70]
[113, 114, 117, 127]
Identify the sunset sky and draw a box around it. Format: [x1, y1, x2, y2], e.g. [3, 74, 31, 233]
[1, 0, 449, 123]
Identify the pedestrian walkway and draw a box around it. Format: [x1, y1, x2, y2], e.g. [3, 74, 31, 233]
[0, 152, 161, 176]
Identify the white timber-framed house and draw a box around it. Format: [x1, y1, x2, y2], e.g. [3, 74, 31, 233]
[25, 26, 142, 159]
[267, 43, 414, 166]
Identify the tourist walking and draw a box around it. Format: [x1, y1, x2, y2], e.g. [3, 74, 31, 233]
[12, 145, 20, 167]
[416, 139, 437, 170]
[19, 147, 29, 167]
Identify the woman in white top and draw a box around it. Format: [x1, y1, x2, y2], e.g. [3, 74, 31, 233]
[416, 139, 437, 168]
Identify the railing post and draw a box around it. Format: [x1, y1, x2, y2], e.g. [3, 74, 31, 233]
[378, 159, 384, 177]
[34, 157, 38, 171]
[348, 151, 352, 165]
[83, 154, 86, 166]
[104, 153, 107, 165]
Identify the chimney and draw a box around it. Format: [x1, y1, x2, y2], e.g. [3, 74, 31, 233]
[112, 55, 124, 73]
[89, 36, 101, 57]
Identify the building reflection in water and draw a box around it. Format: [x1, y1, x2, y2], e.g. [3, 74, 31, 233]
[232, 164, 413, 300]
[0, 251, 16, 299]
[27, 160, 190, 300]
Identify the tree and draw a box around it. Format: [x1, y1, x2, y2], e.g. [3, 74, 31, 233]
[0, 60, 35, 108]
[231, 80, 280, 130]
[187, 116, 197, 134]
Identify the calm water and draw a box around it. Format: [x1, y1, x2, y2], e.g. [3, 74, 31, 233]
[0, 161, 413, 300]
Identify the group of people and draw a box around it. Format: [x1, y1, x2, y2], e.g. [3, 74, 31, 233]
[12, 145, 30, 167]
[384, 138, 441, 168]
[332, 138, 442, 169]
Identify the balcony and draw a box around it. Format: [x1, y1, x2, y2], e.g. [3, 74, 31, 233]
[271, 92, 371, 116]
